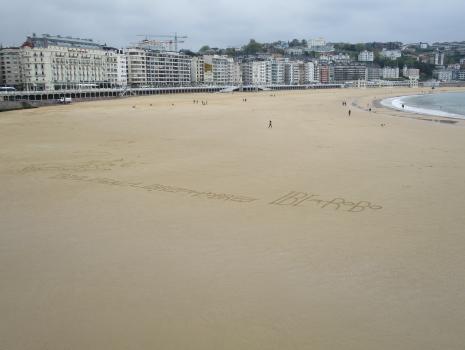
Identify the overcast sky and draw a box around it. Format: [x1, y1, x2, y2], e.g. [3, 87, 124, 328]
[1, 0, 464, 50]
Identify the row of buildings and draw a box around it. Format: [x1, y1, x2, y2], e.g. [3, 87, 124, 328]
[1, 34, 424, 91]
[433, 65, 465, 82]
[0, 34, 129, 91]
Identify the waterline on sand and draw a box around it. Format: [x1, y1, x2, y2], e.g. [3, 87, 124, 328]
[381, 94, 465, 120]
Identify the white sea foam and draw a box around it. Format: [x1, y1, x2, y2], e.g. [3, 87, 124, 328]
[381, 95, 465, 120]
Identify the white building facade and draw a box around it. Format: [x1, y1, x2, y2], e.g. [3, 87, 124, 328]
[284, 60, 303, 85]
[1, 34, 124, 91]
[190, 56, 205, 84]
[104, 48, 127, 88]
[270, 59, 285, 85]
[242, 60, 268, 85]
[382, 67, 400, 79]
[358, 50, 374, 62]
[303, 61, 316, 83]
[403, 66, 420, 80]
[203, 55, 236, 85]
[308, 37, 326, 49]
[127, 48, 191, 87]
[380, 49, 402, 60]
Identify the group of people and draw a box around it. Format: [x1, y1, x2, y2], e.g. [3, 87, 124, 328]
[193, 100, 208, 105]
[342, 100, 352, 116]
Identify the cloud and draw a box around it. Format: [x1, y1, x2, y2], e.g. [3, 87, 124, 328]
[0, 0, 464, 50]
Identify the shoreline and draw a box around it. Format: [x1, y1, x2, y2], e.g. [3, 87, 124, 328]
[380, 93, 465, 120]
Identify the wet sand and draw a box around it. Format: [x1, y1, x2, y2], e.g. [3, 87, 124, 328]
[1, 87, 465, 349]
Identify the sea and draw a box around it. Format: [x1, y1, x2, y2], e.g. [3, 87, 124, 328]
[382, 91, 465, 119]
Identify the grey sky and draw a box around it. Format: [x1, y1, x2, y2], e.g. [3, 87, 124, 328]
[1, 0, 464, 50]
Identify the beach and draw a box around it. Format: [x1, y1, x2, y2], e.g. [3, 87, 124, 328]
[381, 91, 465, 120]
[1, 87, 465, 349]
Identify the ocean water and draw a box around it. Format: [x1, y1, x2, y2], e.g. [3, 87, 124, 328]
[382, 91, 465, 119]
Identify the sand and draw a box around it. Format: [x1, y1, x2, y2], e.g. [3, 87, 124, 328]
[1, 87, 465, 349]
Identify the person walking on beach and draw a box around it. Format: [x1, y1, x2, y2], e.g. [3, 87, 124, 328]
[268, 120, 272, 128]
[348, 109, 351, 117]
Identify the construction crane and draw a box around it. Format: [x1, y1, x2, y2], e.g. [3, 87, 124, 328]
[131, 38, 171, 51]
[136, 33, 188, 52]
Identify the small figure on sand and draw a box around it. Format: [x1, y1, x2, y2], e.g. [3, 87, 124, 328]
[348, 109, 351, 117]
[402, 104, 405, 109]
[268, 120, 272, 128]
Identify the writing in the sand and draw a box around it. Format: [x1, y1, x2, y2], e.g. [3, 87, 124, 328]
[51, 173, 258, 203]
[269, 191, 382, 213]
[50, 174, 382, 213]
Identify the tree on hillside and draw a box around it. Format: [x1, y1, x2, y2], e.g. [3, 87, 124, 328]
[180, 49, 196, 56]
[199, 45, 210, 53]
[243, 39, 264, 54]
[224, 47, 237, 57]
[289, 39, 301, 47]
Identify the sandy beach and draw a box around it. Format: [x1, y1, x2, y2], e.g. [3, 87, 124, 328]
[1, 87, 465, 349]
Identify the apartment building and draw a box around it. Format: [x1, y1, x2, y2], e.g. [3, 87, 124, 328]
[270, 59, 285, 85]
[229, 60, 243, 85]
[284, 60, 303, 85]
[242, 60, 268, 85]
[126, 48, 147, 87]
[382, 67, 399, 79]
[433, 69, 453, 82]
[367, 66, 382, 81]
[308, 37, 326, 48]
[203, 55, 235, 85]
[0, 34, 127, 90]
[380, 49, 402, 60]
[104, 48, 127, 88]
[431, 51, 445, 66]
[319, 65, 330, 83]
[313, 61, 320, 83]
[358, 50, 374, 62]
[127, 48, 191, 87]
[332, 64, 367, 82]
[0, 48, 22, 88]
[27, 34, 111, 90]
[402, 65, 420, 80]
[190, 56, 205, 84]
[285, 48, 304, 56]
[147, 51, 191, 86]
[303, 61, 316, 83]
[331, 53, 351, 63]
